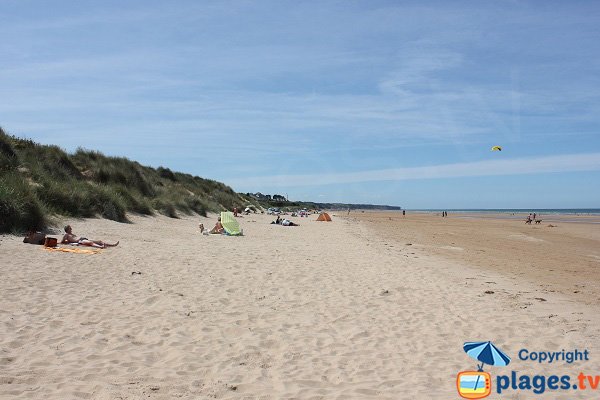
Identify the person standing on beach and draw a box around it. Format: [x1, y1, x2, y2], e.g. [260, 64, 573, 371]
[403, 210, 406, 216]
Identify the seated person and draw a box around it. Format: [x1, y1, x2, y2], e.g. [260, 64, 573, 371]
[209, 217, 224, 234]
[61, 225, 119, 248]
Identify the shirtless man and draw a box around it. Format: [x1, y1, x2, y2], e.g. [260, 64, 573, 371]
[61, 225, 119, 248]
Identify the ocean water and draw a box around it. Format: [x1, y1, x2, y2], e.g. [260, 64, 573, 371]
[409, 209, 600, 215]
[399, 208, 600, 224]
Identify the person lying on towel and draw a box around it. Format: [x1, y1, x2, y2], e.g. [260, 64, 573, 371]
[61, 225, 119, 248]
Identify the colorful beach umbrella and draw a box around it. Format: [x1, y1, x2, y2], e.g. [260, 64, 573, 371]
[464, 341, 511, 369]
[220, 211, 242, 236]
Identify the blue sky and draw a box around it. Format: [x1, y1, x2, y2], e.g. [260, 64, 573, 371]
[1, 0, 599, 208]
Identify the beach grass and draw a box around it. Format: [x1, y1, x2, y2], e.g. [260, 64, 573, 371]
[0, 127, 259, 233]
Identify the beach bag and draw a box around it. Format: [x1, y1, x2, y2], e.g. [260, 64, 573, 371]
[44, 237, 58, 247]
[23, 231, 46, 245]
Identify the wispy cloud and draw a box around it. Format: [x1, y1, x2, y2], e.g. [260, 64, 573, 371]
[228, 153, 600, 189]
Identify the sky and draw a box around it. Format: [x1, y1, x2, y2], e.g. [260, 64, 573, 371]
[1, 0, 600, 208]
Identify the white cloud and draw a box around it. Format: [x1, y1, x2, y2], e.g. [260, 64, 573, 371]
[228, 153, 600, 188]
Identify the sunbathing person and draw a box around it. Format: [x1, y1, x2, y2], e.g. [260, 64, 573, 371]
[209, 217, 225, 234]
[61, 225, 119, 248]
[281, 219, 299, 226]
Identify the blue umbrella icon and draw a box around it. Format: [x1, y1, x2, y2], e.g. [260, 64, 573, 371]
[464, 341, 511, 370]
[463, 341, 511, 392]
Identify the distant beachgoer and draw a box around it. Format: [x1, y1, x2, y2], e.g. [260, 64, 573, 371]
[282, 219, 299, 226]
[525, 215, 532, 224]
[209, 217, 224, 234]
[533, 212, 536, 220]
[403, 210, 406, 216]
[233, 207, 238, 217]
[61, 225, 119, 248]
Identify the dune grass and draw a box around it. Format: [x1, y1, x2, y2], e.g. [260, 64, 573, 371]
[0, 127, 259, 233]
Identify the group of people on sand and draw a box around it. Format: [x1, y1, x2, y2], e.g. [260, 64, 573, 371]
[199, 216, 226, 234]
[271, 215, 299, 226]
[52, 208, 300, 248]
[197, 210, 300, 234]
[53, 205, 306, 247]
[525, 212, 541, 224]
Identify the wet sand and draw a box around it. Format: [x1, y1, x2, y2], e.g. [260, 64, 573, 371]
[348, 212, 600, 305]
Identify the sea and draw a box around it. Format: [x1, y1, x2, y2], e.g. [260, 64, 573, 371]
[409, 209, 600, 215]
[403, 209, 600, 223]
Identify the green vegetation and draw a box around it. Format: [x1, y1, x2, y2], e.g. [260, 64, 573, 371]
[0, 128, 260, 233]
[247, 196, 401, 213]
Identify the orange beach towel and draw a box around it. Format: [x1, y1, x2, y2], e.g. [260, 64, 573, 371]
[43, 247, 101, 255]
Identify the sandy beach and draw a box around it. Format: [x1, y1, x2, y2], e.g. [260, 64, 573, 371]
[1, 212, 600, 399]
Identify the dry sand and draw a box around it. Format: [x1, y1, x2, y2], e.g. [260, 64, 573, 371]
[1, 212, 599, 399]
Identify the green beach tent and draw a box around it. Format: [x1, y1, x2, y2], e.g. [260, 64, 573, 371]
[220, 211, 243, 236]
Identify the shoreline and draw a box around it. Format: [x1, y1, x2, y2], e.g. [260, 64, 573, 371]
[352, 210, 600, 222]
